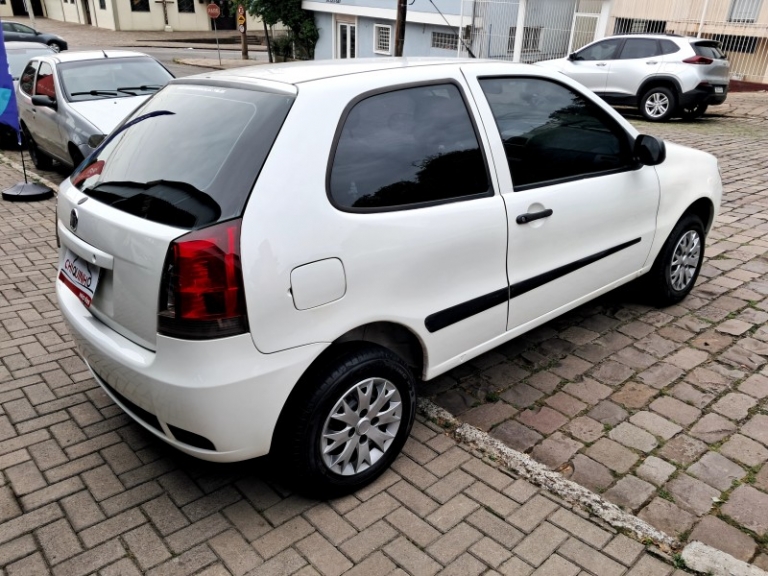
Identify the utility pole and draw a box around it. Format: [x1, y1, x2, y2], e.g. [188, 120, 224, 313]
[394, 0, 407, 56]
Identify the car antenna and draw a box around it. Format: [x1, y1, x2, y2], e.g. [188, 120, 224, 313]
[428, 0, 476, 58]
[102, 50, 108, 58]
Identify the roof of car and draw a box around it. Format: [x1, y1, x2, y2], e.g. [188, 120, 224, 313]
[4, 41, 52, 50]
[44, 50, 151, 64]
[191, 57, 528, 86]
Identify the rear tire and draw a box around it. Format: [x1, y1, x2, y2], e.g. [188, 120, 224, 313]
[643, 213, 705, 306]
[639, 87, 676, 122]
[680, 103, 708, 121]
[47, 41, 64, 53]
[275, 344, 416, 498]
[25, 130, 53, 170]
[69, 147, 85, 170]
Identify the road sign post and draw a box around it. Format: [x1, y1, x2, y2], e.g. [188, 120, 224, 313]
[238, 5, 248, 60]
[207, 3, 222, 66]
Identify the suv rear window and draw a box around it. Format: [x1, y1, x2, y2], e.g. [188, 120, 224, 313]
[71, 83, 294, 228]
[693, 42, 726, 59]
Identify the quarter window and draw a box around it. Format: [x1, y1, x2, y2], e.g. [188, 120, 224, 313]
[479, 77, 631, 190]
[660, 40, 679, 55]
[620, 38, 660, 59]
[329, 83, 489, 210]
[576, 38, 622, 60]
[19, 63, 37, 95]
[34, 62, 55, 98]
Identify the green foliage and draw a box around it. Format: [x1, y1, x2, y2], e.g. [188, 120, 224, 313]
[236, 0, 318, 59]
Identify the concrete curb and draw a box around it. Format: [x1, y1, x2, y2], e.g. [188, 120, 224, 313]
[416, 398, 768, 576]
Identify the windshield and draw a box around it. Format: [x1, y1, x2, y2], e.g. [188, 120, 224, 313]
[71, 83, 295, 228]
[7, 48, 52, 79]
[59, 57, 173, 102]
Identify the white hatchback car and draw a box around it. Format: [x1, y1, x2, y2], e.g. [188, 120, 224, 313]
[56, 59, 721, 496]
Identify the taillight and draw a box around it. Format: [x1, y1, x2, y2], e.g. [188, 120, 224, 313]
[683, 55, 713, 65]
[158, 219, 248, 339]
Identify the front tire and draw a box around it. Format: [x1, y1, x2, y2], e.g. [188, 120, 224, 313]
[640, 87, 676, 122]
[276, 344, 416, 498]
[645, 214, 705, 306]
[47, 41, 63, 53]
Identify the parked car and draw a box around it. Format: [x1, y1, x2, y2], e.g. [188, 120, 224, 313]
[56, 59, 721, 496]
[537, 34, 730, 122]
[1, 21, 67, 52]
[16, 50, 173, 170]
[0, 41, 54, 146]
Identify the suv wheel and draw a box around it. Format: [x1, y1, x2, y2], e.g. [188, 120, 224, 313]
[680, 103, 708, 121]
[640, 87, 676, 122]
[277, 344, 416, 498]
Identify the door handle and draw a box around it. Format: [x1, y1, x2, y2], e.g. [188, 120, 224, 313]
[596, 62, 607, 67]
[516, 209, 553, 224]
[646, 61, 658, 65]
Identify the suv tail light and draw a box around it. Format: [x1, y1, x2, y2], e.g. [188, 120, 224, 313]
[683, 55, 713, 65]
[158, 219, 248, 340]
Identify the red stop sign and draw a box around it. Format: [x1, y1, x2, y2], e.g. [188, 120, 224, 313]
[207, 3, 220, 18]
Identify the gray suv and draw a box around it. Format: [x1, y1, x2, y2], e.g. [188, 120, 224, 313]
[538, 35, 730, 122]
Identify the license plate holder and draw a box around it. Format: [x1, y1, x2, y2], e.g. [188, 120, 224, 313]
[59, 249, 100, 307]
[714, 86, 724, 94]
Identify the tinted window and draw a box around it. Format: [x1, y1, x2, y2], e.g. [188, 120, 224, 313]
[13, 24, 34, 34]
[19, 62, 37, 95]
[576, 38, 623, 60]
[329, 84, 489, 210]
[1, 23, 12, 32]
[620, 38, 660, 59]
[660, 40, 680, 55]
[71, 84, 294, 228]
[58, 57, 173, 102]
[693, 42, 726, 59]
[479, 77, 631, 190]
[35, 62, 55, 98]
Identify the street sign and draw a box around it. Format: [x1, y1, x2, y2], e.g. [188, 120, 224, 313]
[236, 14, 246, 25]
[238, 24, 245, 33]
[237, 4, 244, 15]
[206, 3, 220, 19]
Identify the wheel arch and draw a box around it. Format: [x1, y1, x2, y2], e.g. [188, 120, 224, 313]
[683, 197, 715, 234]
[639, 76, 682, 99]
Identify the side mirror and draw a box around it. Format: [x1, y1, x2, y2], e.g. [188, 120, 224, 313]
[31, 95, 57, 110]
[568, 52, 577, 61]
[634, 134, 666, 166]
[88, 134, 106, 148]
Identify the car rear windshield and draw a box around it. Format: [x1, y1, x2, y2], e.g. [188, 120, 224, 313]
[71, 83, 294, 228]
[7, 48, 51, 79]
[693, 42, 726, 59]
[59, 57, 174, 102]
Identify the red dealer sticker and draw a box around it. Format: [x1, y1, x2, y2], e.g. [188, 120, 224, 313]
[59, 249, 100, 307]
[71, 160, 105, 187]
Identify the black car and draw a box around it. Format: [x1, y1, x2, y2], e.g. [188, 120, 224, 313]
[1, 21, 67, 52]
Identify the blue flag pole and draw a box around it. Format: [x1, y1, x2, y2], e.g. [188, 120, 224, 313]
[0, 19, 53, 201]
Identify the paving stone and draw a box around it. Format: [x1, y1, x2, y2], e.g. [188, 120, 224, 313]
[717, 319, 753, 335]
[636, 363, 684, 390]
[666, 348, 709, 370]
[558, 537, 624, 576]
[551, 355, 592, 381]
[530, 433, 582, 469]
[548, 508, 611, 548]
[426, 522, 482, 565]
[425, 469, 475, 505]
[742, 414, 768, 447]
[461, 402, 517, 432]
[529, 554, 579, 576]
[625, 554, 673, 576]
[500, 384, 544, 409]
[629, 411, 682, 440]
[502, 479, 538, 504]
[433, 388, 476, 416]
[36, 518, 82, 565]
[609, 422, 658, 453]
[739, 373, 768, 399]
[691, 330, 734, 354]
[526, 371, 561, 394]
[670, 382, 715, 409]
[590, 361, 634, 387]
[513, 522, 567, 567]
[637, 498, 695, 538]
[658, 435, 708, 467]
[689, 515, 756, 562]
[386, 507, 440, 548]
[425, 494, 479, 532]
[666, 474, 720, 516]
[585, 438, 638, 474]
[721, 485, 768, 535]
[545, 392, 586, 417]
[507, 495, 559, 533]
[124, 525, 172, 571]
[689, 413, 737, 444]
[339, 520, 397, 563]
[465, 481, 518, 519]
[295, 531, 353, 576]
[603, 534, 645, 566]
[564, 416, 603, 443]
[517, 407, 568, 435]
[712, 392, 757, 421]
[635, 334, 680, 359]
[755, 464, 768, 492]
[490, 420, 542, 453]
[562, 379, 612, 405]
[587, 401, 628, 427]
[569, 454, 614, 492]
[384, 536, 441, 576]
[604, 476, 655, 512]
[636, 456, 676, 487]
[649, 397, 701, 427]
[469, 537, 512, 569]
[466, 508, 523, 550]
[611, 382, 657, 409]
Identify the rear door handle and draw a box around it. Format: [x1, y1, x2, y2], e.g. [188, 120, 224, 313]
[516, 209, 553, 225]
[646, 61, 658, 65]
[596, 62, 607, 67]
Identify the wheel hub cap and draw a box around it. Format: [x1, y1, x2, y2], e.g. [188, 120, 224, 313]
[321, 377, 402, 476]
[646, 93, 670, 118]
[669, 230, 701, 291]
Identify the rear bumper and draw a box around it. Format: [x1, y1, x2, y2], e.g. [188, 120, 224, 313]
[679, 83, 728, 107]
[57, 280, 325, 462]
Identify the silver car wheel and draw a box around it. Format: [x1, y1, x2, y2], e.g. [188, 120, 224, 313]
[669, 230, 701, 291]
[645, 92, 670, 119]
[320, 377, 402, 476]
[49, 43, 61, 53]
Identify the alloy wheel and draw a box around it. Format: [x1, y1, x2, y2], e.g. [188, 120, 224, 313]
[645, 92, 670, 119]
[669, 230, 701, 291]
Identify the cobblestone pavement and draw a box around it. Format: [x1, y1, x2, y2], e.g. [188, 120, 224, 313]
[427, 111, 768, 566]
[0, 171, 680, 575]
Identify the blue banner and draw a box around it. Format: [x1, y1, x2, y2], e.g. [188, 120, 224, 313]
[0, 22, 21, 145]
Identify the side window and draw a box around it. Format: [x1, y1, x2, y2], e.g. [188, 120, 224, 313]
[19, 62, 37, 95]
[620, 38, 661, 59]
[35, 62, 55, 98]
[660, 40, 680, 55]
[1, 22, 12, 32]
[576, 39, 623, 60]
[329, 83, 489, 210]
[479, 77, 631, 190]
[14, 24, 34, 34]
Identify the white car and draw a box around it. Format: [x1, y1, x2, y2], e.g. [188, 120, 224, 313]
[56, 59, 721, 496]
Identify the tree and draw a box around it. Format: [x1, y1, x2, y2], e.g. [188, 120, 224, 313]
[239, 0, 319, 59]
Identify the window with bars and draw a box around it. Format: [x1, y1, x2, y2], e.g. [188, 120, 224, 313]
[374, 24, 391, 55]
[710, 34, 758, 53]
[178, 0, 194, 13]
[728, 0, 763, 22]
[130, 0, 150, 12]
[431, 31, 458, 51]
[613, 18, 667, 35]
[507, 27, 541, 53]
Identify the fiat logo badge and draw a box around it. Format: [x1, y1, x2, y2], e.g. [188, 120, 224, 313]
[70, 209, 78, 232]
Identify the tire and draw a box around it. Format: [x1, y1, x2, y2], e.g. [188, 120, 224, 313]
[25, 130, 53, 170]
[70, 147, 85, 170]
[639, 87, 676, 122]
[680, 103, 708, 121]
[47, 41, 63, 53]
[644, 213, 705, 306]
[275, 344, 416, 498]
